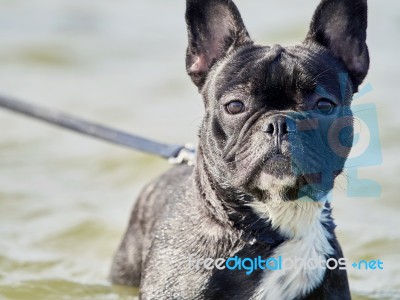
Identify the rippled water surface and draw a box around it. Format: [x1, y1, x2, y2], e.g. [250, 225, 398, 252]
[0, 0, 399, 299]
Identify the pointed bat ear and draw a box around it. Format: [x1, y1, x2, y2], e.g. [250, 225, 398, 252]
[185, 0, 253, 90]
[305, 0, 369, 89]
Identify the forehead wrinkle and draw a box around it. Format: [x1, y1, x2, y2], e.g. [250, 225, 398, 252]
[267, 51, 316, 90]
[211, 46, 269, 99]
[206, 44, 351, 109]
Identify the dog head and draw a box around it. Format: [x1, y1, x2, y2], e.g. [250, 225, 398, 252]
[185, 0, 369, 203]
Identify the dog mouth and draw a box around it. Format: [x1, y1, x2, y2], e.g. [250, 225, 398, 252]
[261, 154, 292, 179]
[255, 154, 330, 201]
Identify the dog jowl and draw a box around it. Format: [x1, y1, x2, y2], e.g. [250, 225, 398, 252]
[111, 0, 369, 299]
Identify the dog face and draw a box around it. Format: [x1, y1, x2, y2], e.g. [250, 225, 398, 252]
[185, 0, 369, 202]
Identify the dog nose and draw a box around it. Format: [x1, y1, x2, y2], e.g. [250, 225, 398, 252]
[262, 115, 292, 139]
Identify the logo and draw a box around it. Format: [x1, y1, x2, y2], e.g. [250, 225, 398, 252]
[187, 255, 384, 275]
[287, 74, 382, 201]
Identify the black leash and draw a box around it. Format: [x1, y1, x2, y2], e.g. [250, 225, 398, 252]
[0, 95, 195, 165]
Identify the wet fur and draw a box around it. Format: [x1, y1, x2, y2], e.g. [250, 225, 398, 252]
[111, 0, 369, 299]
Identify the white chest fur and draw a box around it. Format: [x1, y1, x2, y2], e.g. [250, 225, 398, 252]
[249, 199, 334, 300]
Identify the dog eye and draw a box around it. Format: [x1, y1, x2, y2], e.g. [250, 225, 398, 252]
[316, 99, 335, 114]
[225, 101, 245, 115]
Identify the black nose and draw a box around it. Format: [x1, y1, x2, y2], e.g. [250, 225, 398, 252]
[262, 115, 290, 139]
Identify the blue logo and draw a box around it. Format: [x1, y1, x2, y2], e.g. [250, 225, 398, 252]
[352, 259, 384, 270]
[287, 73, 382, 201]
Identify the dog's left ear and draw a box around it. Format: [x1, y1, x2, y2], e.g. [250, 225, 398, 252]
[305, 0, 369, 89]
[185, 0, 252, 90]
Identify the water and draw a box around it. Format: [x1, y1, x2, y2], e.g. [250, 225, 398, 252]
[0, 0, 399, 299]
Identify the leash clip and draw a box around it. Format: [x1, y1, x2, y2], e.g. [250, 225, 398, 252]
[168, 144, 196, 166]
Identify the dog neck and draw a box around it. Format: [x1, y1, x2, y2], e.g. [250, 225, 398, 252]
[194, 150, 338, 298]
[193, 149, 287, 247]
[249, 198, 327, 239]
[193, 147, 336, 245]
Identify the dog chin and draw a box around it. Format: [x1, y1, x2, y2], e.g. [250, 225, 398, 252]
[257, 172, 297, 192]
[256, 155, 297, 191]
[256, 170, 332, 204]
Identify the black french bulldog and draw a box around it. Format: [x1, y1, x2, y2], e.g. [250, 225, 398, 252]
[111, 0, 369, 299]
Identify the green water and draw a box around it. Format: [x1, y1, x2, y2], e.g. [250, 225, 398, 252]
[0, 0, 399, 299]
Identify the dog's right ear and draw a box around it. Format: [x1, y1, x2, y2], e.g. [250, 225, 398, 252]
[185, 0, 252, 90]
